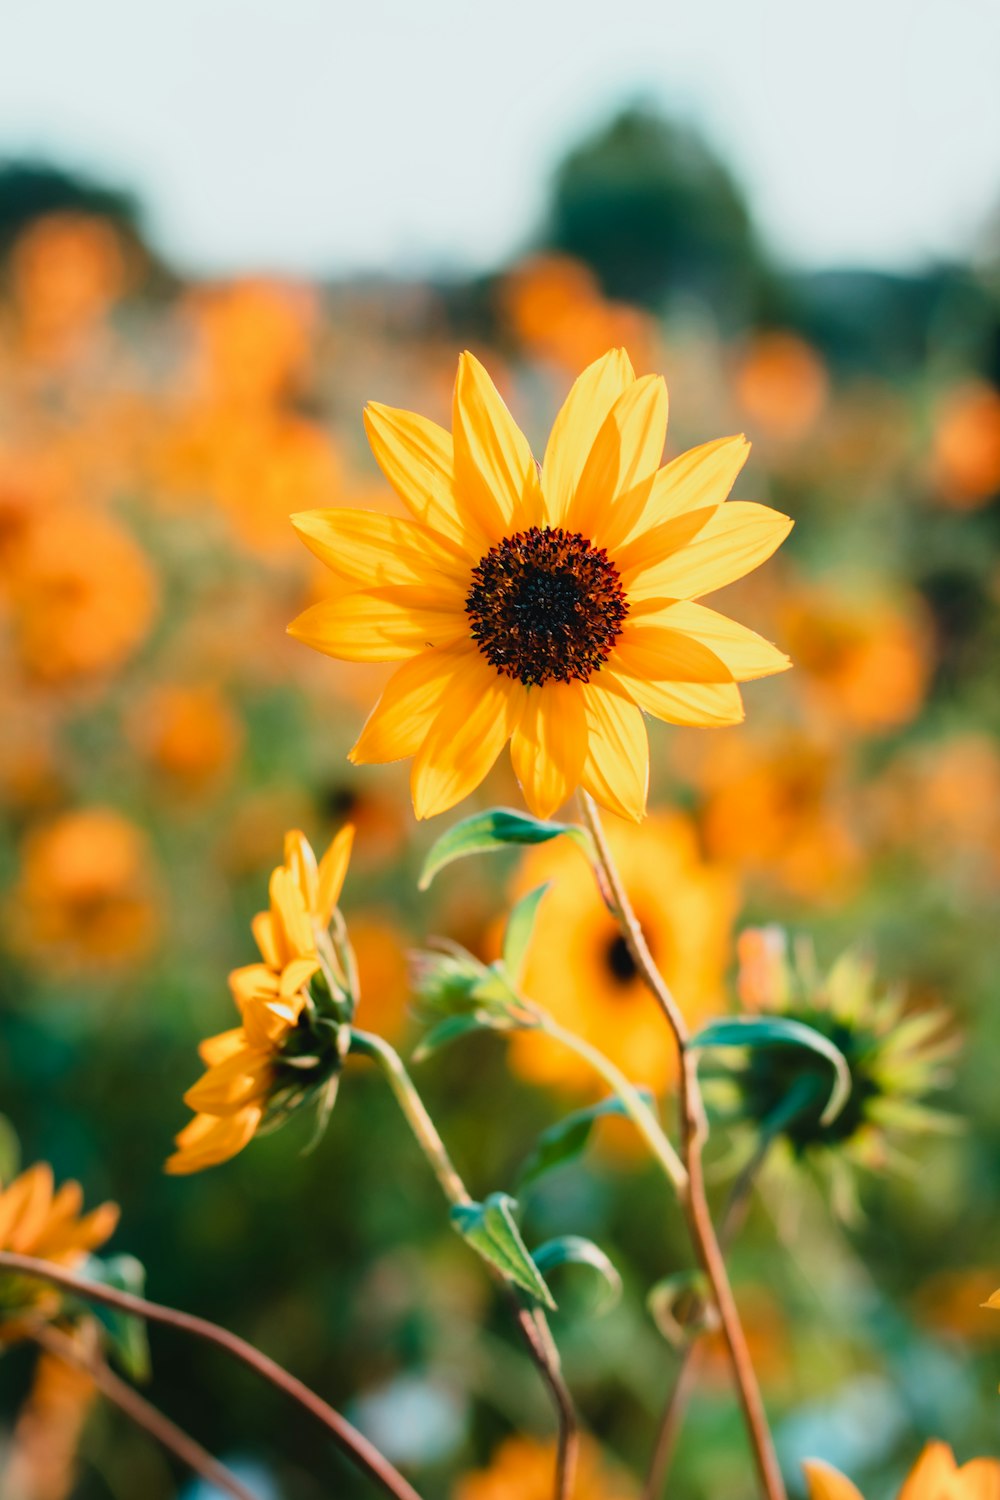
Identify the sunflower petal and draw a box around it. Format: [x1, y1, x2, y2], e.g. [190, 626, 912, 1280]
[614, 625, 734, 682]
[291, 508, 469, 588]
[570, 374, 669, 537]
[629, 600, 791, 681]
[510, 683, 589, 819]
[541, 348, 635, 525]
[363, 403, 469, 549]
[411, 661, 525, 819]
[350, 646, 478, 763]
[580, 684, 649, 822]
[614, 434, 751, 546]
[802, 1460, 866, 1500]
[316, 824, 355, 923]
[165, 1106, 263, 1175]
[611, 670, 745, 727]
[453, 351, 541, 539]
[288, 589, 467, 662]
[626, 501, 793, 601]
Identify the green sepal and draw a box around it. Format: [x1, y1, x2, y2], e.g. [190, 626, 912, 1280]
[518, 1089, 657, 1190]
[450, 1192, 556, 1308]
[689, 1016, 851, 1127]
[418, 809, 595, 890]
[531, 1235, 622, 1314]
[79, 1254, 151, 1383]
[412, 1011, 522, 1064]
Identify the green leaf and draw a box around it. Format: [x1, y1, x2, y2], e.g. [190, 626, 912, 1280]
[0, 1115, 21, 1183]
[80, 1254, 151, 1383]
[518, 1090, 657, 1190]
[412, 1012, 512, 1063]
[450, 1193, 556, 1308]
[689, 1016, 851, 1127]
[501, 884, 549, 986]
[532, 1235, 622, 1314]
[419, 809, 595, 890]
[647, 1270, 717, 1348]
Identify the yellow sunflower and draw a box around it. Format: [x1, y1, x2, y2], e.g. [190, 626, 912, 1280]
[289, 349, 792, 821]
[166, 826, 354, 1175]
[804, 1442, 1000, 1500]
[0, 1163, 119, 1332]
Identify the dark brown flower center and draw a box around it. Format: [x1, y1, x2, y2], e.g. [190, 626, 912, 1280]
[465, 526, 627, 687]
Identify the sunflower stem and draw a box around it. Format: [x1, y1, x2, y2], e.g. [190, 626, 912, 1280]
[0, 1251, 421, 1500]
[348, 1028, 578, 1500]
[578, 791, 787, 1500]
[27, 1322, 260, 1500]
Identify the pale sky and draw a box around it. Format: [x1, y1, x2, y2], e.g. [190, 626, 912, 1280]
[2, 0, 1000, 278]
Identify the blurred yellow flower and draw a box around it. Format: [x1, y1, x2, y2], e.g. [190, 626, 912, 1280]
[0, 1163, 118, 1330]
[2, 1348, 96, 1500]
[454, 1434, 636, 1500]
[508, 811, 737, 1093]
[931, 381, 1000, 510]
[5, 808, 158, 977]
[128, 682, 243, 792]
[290, 348, 792, 821]
[804, 1442, 1000, 1500]
[733, 330, 829, 442]
[166, 826, 354, 1174]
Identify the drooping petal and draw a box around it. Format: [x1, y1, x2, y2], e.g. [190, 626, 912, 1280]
[627, 600, 791, 681]
[291, 508, 470, 589]
[452, 351, 542, 539]
[608, 434, 751, 550]
[625, 501, 793, 601]
[801, 1460, 866, 1500]
[165, 1106, 263, 1175]
[183, 1049, 273, 1115]
[316, 824, 355, 923]
[350, 645, 480, 764]
[288, 588, 468, 662]
[510, 683, 589, 819]
[609, 668, 745, 727]
[363, 403, 469, 550]
[569, 374, 669, 537]
[410, 660, 526, 819]
[198, 1028, 248, 1067]
[541, 348, 635, 525]
[579, 683, 649, 822]
[251, 910, 281, 968]
[613, 624, 734, 682]
[1, 1165, 54, 1254]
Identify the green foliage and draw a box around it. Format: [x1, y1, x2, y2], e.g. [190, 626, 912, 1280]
[450, 1193, 556, 1308]
[80, 1254, 151, 1383]
[518, 1090, 657, 1190]
[418, 808, 594, 890]
[689, 1015, 852, 1128]
[501, 884, 549, 986]
[532, 1235, 622, 1314]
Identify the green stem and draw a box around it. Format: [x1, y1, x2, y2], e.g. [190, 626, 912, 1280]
[348, 1028, 578, 1500]
[533, 1015, 688, 1196]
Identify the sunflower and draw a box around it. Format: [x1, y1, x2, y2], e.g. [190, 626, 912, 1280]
[804, 1442, 1000, 1500]
[725, 927, 956, 1218]
[0, 1163, 119, 1331]
[166, 826, 354, 1175]
[289, 348, 792, 821]
[507, 811, 737, 1094]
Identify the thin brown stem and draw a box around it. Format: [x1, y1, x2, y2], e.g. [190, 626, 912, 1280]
[0, 1252, 421, 1500]
[578, 792, 786, 1500]
[28, 1322, 259, 1500]
[349, 1030, 578, 1500]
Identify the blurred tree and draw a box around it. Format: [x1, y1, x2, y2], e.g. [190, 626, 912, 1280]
[0, 161, 141, 252]
[542, 102, 768, 320]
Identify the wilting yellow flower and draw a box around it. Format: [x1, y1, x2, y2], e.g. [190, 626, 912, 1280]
[454, 1434, 636, 1500]
[5, 809, 159, 977]
[166, 826, 354, 1174]
[804, 1442, 1000, 1500]
[508, 811, 737, 1093]
[290, 348, 792, 821]
[0, 1164, 118, 1331]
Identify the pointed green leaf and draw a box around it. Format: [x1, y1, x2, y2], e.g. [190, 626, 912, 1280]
[518, 1089, 657, 1190]
[689, 1016, 851, 1127]
[451, 1192, 556, 1308]
[501, 884, 549, 986]
[419, 809, 595, 890]
[412, 1012, 511, 1064]
[532, 1236, 622, 1314]
[80, 1254, 151, 1383]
